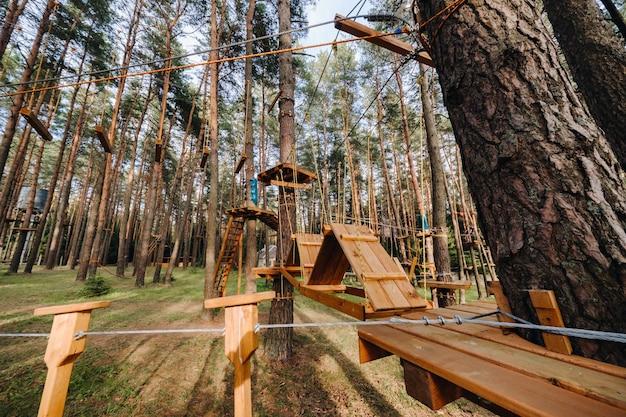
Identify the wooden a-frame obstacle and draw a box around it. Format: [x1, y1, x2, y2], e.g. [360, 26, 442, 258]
[255, 223, 429, 320]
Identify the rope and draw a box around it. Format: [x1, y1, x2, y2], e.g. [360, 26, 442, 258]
[2, 310, 625, 344]
[0, 29, 402, 100]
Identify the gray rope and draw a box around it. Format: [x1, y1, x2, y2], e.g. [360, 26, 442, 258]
[2, 311, 625, 344]
[74, 328, 226, 340]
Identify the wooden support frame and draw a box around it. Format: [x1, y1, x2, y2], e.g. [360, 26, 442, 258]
[20, 108, 52, 141]
[234, 154, 247, 174]
[334, 14, 434, 67]
[34, 301, 111, 417]
[204, 292, 275, 417]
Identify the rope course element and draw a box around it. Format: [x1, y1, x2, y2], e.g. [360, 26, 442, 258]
[0, 14, 404, 99]
[2, 310, 625, 344]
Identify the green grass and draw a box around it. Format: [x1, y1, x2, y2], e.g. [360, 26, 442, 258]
[0, 265, 495, 416]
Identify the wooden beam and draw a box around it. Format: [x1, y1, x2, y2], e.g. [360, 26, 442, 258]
[334, 14, 434, 67]
[20, 108, 52, 141]
[269, 179, 312, 189]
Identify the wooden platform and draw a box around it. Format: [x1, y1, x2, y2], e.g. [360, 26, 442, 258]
[257, 163, 317, 187]
[225, 207, 279, 231]
[358, 302, 626, 416]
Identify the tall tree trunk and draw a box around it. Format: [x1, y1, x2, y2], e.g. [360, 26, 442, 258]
[46, 78, 91, 269]
[89, 0, 143, 278]
[542, 0, 626, 171]
[418, 63, 453, 305]
[415, 0, 626, 365]
[0, 0, 55, 180]
[375, 70, 407, 262]
[9, 138, 44, 272]
[76, 154, 105, 281]
[204, 0, 226, 303]
[266, 0, 296, 361]
[394, 60, 433, 265]
[244, 0, 258, 295]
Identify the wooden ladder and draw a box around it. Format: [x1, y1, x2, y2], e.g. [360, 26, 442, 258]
[213, 216, 246, 296]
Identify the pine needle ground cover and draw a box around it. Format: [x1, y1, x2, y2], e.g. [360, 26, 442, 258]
[0, 266, 493, 416]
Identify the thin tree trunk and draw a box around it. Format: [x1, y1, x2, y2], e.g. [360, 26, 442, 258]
[418, 63, 453, 305]
[0, 0, 55, 179]
[0, 0, 29, 63]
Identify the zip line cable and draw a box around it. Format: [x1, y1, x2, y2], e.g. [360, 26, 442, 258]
[0, 30, 405, 100]
[0, 14, 394, 94]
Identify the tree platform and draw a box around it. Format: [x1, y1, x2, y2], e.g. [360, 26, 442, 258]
[358, 301, 626, 416]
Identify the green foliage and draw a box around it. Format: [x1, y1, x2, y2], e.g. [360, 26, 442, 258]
[79, 274, 112, 298]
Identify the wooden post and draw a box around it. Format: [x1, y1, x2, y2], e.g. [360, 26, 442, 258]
[529, 289, 573, 355]
[34, 301, 111, 417]
[204, 291, 275, 417]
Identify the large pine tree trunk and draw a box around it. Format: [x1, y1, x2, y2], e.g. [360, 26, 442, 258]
[266, 0, 296, 361]
[415, 0, 626, 365]
[541, 0, 626, 171]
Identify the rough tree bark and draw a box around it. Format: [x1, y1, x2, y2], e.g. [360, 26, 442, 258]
[541, 0, 626, 172]
[418, 63, 453, 306]
[244, 0, 258, 295]
[415, 0, 626, 365]
[266, 0, 296, 361]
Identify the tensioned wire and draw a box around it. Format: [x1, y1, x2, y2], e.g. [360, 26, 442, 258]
[3, 311, 625, 344]
[0, 14, 403, 96]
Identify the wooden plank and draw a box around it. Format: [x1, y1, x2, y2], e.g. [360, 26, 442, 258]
[417, 279, 472, 290]
[361, 272, 406, 280]
[358, 325, 625, 417]
[269, 179, 312, 189]
[362, 280, 396, 310]
[234, 154, 247, 174]
[94, 125, 112, 153]
[334, 14, 434, 67]
[339, 234, 379, 242]
[34, 301, 112, 316]
[20, 108, 52, 141]
[386, 321, 626, 410]
[378, 280, 412, 309]
[529, 290, 573, 355]
[204, 291, 275, 309]
[298, 285, 365, 320]
[410, 308, 626, 379]
[300, 284, 346, 293]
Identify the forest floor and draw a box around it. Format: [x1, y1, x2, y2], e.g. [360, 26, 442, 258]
[0, 265, 496, 416]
